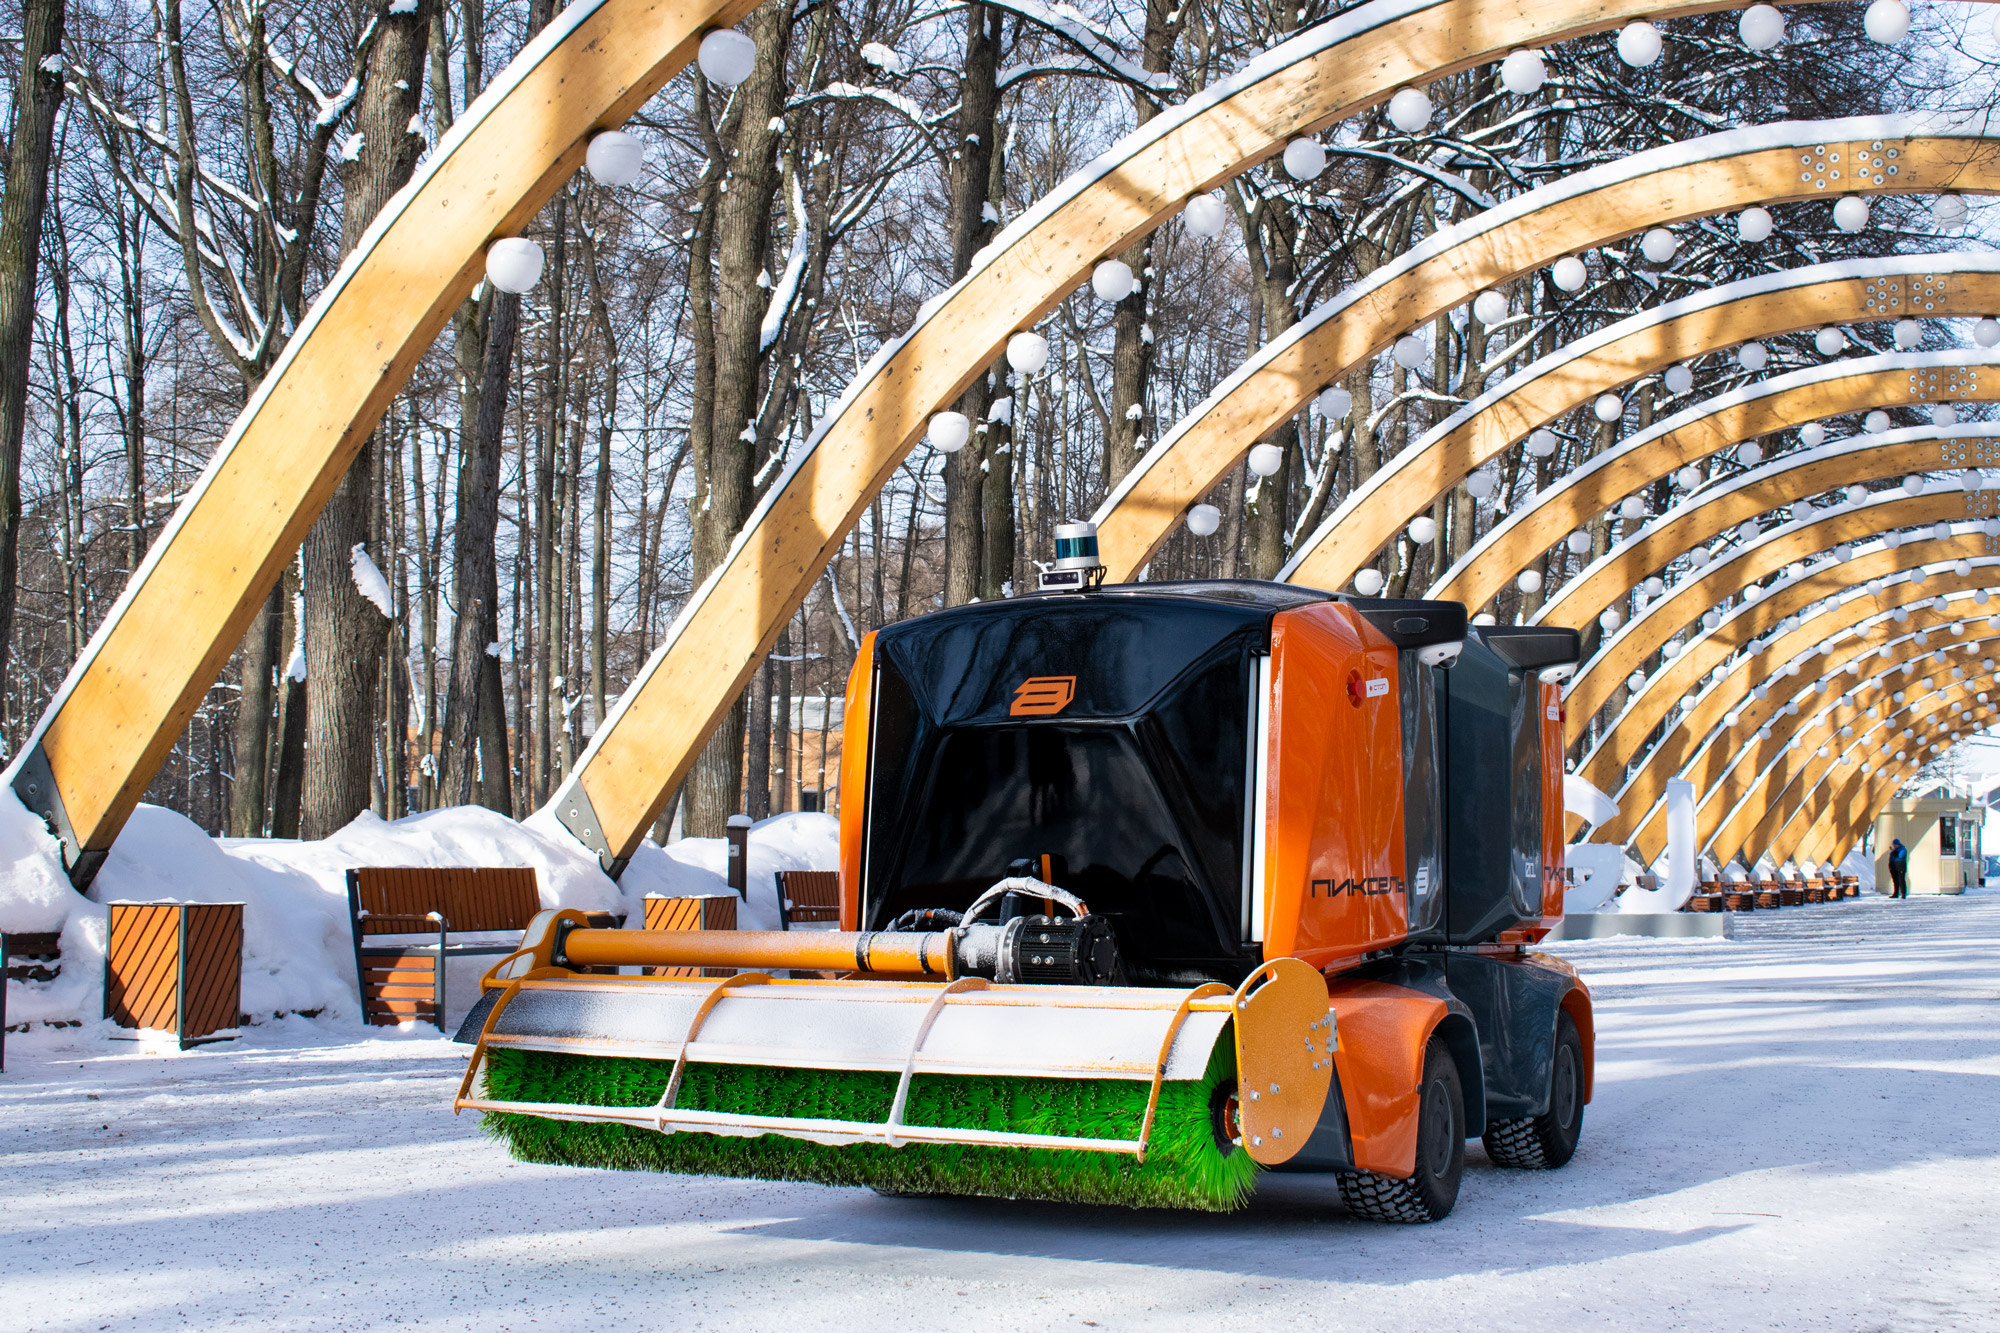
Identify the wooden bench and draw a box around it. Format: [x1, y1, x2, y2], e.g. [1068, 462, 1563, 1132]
[346, 868, 551, 1030]
[1, 931, 62, 1072]
[776, 870, 841, 929]
[642, 894, 739, 977]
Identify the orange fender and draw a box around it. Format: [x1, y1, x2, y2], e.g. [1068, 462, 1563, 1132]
[1325, 977, 1447, 1179]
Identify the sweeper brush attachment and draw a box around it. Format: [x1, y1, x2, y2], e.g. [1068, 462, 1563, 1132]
[455, 909, 1334, 1211]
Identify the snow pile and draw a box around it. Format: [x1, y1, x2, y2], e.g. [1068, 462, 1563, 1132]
[2, 786, 840, 1030]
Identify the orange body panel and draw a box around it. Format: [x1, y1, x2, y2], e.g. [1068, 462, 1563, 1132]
[1537, 679, 1568, 937]
[1324, 977, 1446, 1178]
[836, 631, 877, 931]
[1262, 603, 1409, 970]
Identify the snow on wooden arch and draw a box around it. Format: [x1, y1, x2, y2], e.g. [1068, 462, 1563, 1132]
[1470, 355, 2000, 630]
[1581, 535, 1998, 854]
[548, 1, 1921, 869]
[1783, 696, 1987, 866]
[5, 0, 762, 882]
[1281, 255, 2000, 597]
[12, 0, 1989, 879]
[1717, 669, 1998, 868]
[1586, 557, 1991, 848]
[1094, 114, 2000, 583]
[1558, 459, 2000, 743]
[1693, 608, 1998, 863]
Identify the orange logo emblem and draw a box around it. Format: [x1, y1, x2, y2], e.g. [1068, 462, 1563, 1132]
[1011, 676, 1077, 716]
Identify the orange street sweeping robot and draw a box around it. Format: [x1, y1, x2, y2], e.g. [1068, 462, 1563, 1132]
[454, 541, 1593, 1222]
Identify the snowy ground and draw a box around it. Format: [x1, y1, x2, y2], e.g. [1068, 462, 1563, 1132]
[6, 892, 2000, 1332]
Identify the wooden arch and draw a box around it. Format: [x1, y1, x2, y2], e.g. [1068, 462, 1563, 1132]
[1095, 115, 2000, 583]
[15, 0, 1994, 879]
[1704, 639, 1995, 862]
[1799, 717, 1987, 864]
[1283, 255, 2000, 594]
[1771, 700, 1986, 864]
[1560, 492, 2000, 741]
[4, 0, 760, 880]
[1435, 353, 2000, 618]
[551, 9, 1952, 870]
[1534, 426, 2000, 635]
[1591, 559, 1994, 856]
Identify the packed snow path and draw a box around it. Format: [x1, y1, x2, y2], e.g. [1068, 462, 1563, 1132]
[5, 893, 1999, 1332]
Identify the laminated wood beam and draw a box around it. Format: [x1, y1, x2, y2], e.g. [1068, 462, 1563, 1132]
[557, 3, 1911, 868]
[1288, 257, 2000, 596]
[1562, 491, 2000, 748]
[1594, 565, 1998, 856]
[6, 0, 757, 883]
[1522, 364, 2000, 635]
[1097, 116, 2000, 582]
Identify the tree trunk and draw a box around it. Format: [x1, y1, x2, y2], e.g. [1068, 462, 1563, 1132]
[1104, 0, 1177, 488]
[271, 566, 306, 838]
[941, 3, 1003, 607]
[0, 0, 65, 681]
[299, 0, 433, 838]
[685, 0, 793, 837]
[440, 294, 518, 805]
[231, 587, 282, 836]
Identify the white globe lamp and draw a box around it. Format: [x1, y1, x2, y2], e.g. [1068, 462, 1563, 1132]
[1387, 88, 1432, 133]
[1183, 193, 1228, 237]
[1616, 21, 1663, 66]
[1091, 259, 1136, 302]
[927, 411, 970, 453]
[1247, 443, 1285, 477]
[1282, 138, 1326, 180]
[1740, 4, 1786, 50]
[1864, 0, 1911, 45]
[1186, 503, 1221, 537]
[1833, 196, 1870, 232]
[485, 237, 545, 293]
[584, 130, 646, 187]
[1500, 49, 1546, 95]
[1737, 206, 1774, 242]
[1006, 331, 1050, 374]
[1552, 256, 1587, 291]
[698, 28, 758, 87]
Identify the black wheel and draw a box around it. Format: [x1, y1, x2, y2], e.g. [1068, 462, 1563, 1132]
[1482, 1010, 1584, 1170]
[1336, 1035, 1464, 1223]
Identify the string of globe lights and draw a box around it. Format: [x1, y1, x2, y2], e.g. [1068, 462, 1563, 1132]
[1086, 111, 2000, 586]
[1575, 547, 2000, 844]
[1579, 558, 2000, 843]
[480, 28, 757, 295]
[1438, 352, 2000, 622]
[1560, 497, 2000, 745]
[1528, 417, 2000, 636]
[1279, 255, 2000, 596]
[1587, 611, 2000, 862]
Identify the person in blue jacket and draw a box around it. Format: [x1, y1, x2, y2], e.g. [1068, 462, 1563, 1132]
[1887, 838, 1909, 899]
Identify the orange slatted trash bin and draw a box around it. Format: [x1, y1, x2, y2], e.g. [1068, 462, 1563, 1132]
[105, 902, 242, 1049]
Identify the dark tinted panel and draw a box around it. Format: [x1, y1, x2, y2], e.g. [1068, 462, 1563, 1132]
[861, 596, 1263, 981]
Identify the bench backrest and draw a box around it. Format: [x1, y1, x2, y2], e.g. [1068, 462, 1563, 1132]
[348, 867, 541, 936]
[778, 870, 841, 926]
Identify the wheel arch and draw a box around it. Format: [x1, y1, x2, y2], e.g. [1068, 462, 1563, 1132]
[1560, 982, 1595, 1104]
